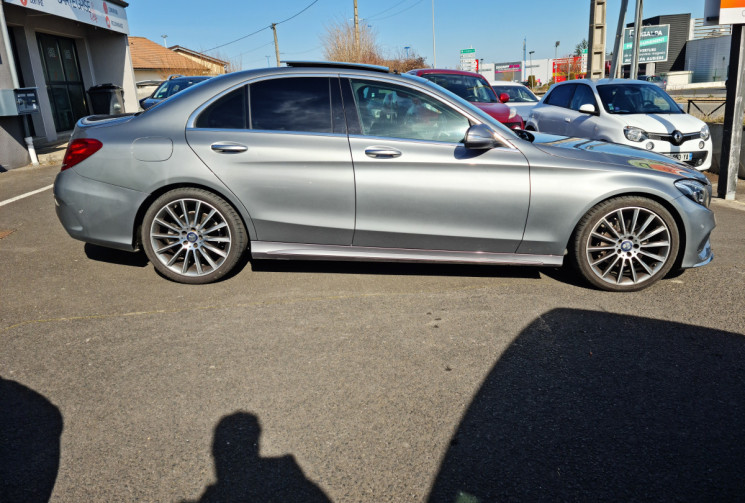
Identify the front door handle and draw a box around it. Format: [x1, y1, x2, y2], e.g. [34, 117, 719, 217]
[211, 143, 248, 153]
[365, 147, 402, 158]
[564, 117, 571, 123]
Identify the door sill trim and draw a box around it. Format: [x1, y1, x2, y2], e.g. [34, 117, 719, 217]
[251, 241, 563, 267]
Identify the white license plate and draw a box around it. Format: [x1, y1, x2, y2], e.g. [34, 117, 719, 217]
[667, 152, 692, 161]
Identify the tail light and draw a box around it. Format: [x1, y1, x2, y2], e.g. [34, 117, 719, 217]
[61, 139, 102, 171]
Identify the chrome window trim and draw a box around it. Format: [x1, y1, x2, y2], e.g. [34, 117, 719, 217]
[186, 72, 343, 130]
[340, 72, 519, 150]
[187, 127, 348, 139]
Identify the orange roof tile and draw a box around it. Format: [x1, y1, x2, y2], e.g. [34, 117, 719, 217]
[129, 37, 210, 75]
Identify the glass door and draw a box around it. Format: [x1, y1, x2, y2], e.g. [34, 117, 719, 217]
[37, 33, 88, 132]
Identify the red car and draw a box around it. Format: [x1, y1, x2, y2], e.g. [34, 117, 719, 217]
[408, 68, 524, 129]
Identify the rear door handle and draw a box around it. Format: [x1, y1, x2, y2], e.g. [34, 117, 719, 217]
[211, 143, 248, 153]
[365, 147, 402, 158]
[564, 117, 571, 122]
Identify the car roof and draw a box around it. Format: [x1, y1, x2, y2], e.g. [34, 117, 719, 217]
[552, 78, 657, 88]
[409, 68, 487, 78]
[285, 60, 390, 73]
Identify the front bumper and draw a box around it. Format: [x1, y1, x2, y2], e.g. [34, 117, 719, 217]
[54, 169, 149, 251]
[675, 193, 716, 269]
[630, 137, 713, 171]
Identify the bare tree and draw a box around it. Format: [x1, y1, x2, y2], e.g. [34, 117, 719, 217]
[322, 19, 383, 65]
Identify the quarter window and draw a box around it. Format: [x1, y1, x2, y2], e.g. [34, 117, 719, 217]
[349, 79, 469, 143]
[195, 87, 247, 129]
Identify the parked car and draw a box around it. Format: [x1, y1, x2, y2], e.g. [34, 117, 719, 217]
[525, 79, 712, 170]
[638, 74, 667, 89]
[408, 68, 524, 129]
[54, 62, 714, 291]
[138, 75, 211, 110]
[490, 80, 540, 117]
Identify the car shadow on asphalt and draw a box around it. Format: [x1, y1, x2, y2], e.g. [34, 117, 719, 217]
[249, 259, 544, 280]
[428, 308, 745, 502]
[84, 243, 149, 267]
[183, 411, 330, 503]
[0, 377, 63, 502]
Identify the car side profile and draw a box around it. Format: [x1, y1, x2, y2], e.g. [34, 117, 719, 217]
[526, 79, 712, 171]
[54, 62, 714, 292]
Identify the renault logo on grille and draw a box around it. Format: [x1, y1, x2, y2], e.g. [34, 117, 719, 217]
[672, 130, 684, 145]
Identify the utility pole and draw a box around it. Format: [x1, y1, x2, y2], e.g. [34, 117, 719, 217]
[432, 0, 437, 67]
[587, 0, 607, 79]
[271, 23, 280, 67]
[630, 0, 643, 79]
[610, 0, 629, 78]
[719, 24, 745, 200]
[354, 0, 360, 60]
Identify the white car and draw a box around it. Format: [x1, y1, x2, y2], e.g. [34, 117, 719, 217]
[490, 80, 540, 117]
[526, 79, 711, 171]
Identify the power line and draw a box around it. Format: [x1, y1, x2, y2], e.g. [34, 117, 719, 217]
[205, 0, 320, 53]
[366, 0, 410, 20]
[372, 0, 426, 22]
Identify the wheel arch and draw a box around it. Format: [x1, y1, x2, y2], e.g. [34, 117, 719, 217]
[566, 190, 687, 268]
[132, 182, 256, 251]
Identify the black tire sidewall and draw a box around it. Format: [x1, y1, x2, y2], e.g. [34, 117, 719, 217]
[141, 188, 247, 284]
[571, 196, 680, 292]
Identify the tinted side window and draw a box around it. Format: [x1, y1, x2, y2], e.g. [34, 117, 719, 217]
[250, 77, 332, 133]
[195, 87, 247, 129]
[349, 79, 469, 143]
[545, 84, 575, 108]
[569, 84, 597, 111]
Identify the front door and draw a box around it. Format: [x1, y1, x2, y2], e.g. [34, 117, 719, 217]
[37, 33, 88, 132]
[346, 78, 531, 253]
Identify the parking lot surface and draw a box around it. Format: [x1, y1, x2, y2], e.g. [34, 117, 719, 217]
[1, 163, 744, 501]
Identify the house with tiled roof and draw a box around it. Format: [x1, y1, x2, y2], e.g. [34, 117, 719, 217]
[169, 46, 229, 75]
[129, 36, 213, 82]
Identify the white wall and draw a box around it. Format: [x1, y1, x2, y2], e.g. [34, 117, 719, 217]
[685, 36, 730, 83]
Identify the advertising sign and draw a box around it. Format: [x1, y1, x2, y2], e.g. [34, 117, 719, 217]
[4, 0, 129, 34]
[719, 0, 745, 24]
[622, 24, 669, 65]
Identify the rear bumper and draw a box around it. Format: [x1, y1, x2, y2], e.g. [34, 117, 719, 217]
[54, 169, 148, 251]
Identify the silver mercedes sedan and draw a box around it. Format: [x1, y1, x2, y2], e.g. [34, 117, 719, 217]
[54, 62, 715, 292]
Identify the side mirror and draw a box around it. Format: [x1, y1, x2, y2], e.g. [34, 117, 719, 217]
[499, 92, 510, 104]
[579, 103, 598, 115]
[464, 124, 500, 150]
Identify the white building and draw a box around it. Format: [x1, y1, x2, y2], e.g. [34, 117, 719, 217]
[1, 0, 136, 170]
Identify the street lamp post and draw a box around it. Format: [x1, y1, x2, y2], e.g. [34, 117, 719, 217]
[555, 41, 560, 59]
[529, 50, 535, 87]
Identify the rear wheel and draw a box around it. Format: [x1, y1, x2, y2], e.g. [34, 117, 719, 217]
[571, 196, 679, 292]
[142, 188, 247, 284]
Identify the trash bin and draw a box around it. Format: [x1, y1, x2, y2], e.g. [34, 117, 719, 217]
[87, 84, 125, 115]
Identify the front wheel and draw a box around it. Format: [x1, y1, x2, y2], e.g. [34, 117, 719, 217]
[570, 196, 679, 292]
[141, 188, 248, 284]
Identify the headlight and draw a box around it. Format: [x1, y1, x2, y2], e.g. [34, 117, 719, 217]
[675, 179, 711, 207]
[508, 107, 517, 120]
[700, 124, 710, 141]
[624, 126, 648, 142]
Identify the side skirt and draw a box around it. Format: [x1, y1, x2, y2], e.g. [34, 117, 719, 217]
[250, 241, 564, 267]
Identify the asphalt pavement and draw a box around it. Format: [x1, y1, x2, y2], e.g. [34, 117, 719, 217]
[1, 163, 744, 502]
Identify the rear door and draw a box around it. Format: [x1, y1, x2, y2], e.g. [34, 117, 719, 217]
[536, 83, 576, 136]
[186, 76, 355, 245]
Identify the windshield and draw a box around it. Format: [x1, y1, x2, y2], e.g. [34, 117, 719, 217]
[418, 73, 499, 103]
[491, 84, 538, 103]
[596, 83, 681, 114]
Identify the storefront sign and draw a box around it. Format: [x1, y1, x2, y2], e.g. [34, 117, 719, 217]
[719, 0, 745, 24]
[4, 0, 129, 34]
[622, 24, 669, 65]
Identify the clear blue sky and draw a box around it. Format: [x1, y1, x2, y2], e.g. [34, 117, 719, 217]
[126, 0, 709, 70]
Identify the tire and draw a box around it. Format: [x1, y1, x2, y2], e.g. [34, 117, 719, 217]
[141, 188, 248, 284]
[570, 196, 679, 292]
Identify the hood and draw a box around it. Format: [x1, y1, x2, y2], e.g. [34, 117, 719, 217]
[609, 112, 705, 134]
[530, 132, 708, 182]
[472, 102, 513, 122]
